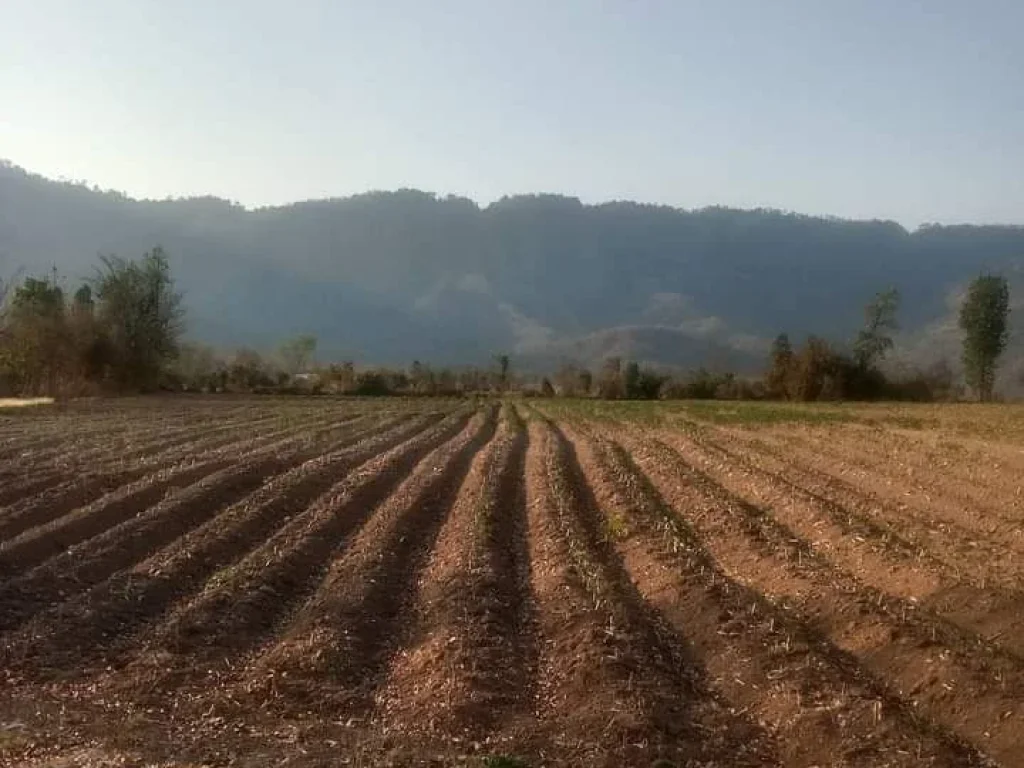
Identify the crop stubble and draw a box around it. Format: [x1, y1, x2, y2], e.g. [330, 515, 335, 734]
[0, 397, 1019, 767]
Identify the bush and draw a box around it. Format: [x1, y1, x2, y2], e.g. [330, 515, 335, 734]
[660, 368, 726, 399]
[352, 371, 392, 396]
[762, 334, 909, 402]
[884, 359, 958, 402]
[628, 365, 666, 399]
[597, 357, 625, 399]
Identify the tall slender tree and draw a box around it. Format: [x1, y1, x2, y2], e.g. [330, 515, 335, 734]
[494, 353, 511, 392]
[959, 275, 1010, 401]
[766, 332, 794, 399]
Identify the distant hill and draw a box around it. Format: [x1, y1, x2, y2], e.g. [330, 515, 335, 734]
[2, 160, 1022, 386]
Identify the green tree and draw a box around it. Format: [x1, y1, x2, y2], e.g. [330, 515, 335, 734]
[228, 347, 271, 391]
[279, 334, 317, 375]
[684, 368, 718, 399]
[853, 288, 900, 370]
[765, 332, 794, 399]
[633, 366, 666, 399]
[597, 356, 624, 399]
[0, 275, 11, 392]
[494, 353, 511, 392]
[554, 363, 592, 397]
[623, 360, 641, 399]
[323, 361, 356, 393]
[353, 369, 392, 396]
[959, 275, 1010, 401]
[577, 368, 593, 396]
[68, 282, 108, 386]
[173, 342, 222, 391]
[0, 271, 18, 314]
[94, 247, 183, 391]
[4, 276, 70, 394]
[409, 360, 426, 393]
[793, 336, 836, 401]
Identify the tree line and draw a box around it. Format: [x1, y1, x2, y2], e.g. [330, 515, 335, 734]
[535, 277, 1009, 403]
[758, 277, 1010, 402]
[169, 344, 515, 397]
[0, 248, 182, 396]
[171, 275, 1011, 402]
[0, 248, 1013, 401]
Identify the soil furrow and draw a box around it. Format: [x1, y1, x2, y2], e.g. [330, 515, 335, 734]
[1, 408, 281, 468]
[0, 413, 450, 678]
[569, 418, 986, 767]
[0, 409, 258, 471]
[242, 407, 496, 716]
[664, 426, 1024, 666]
[0, 406, 355, 510]
[0, 399, 328, 464]
[664, 426, 945, 600]
[699, 425, 1024, 590]
[3, 397, 1021, 767]
[130, 409, 472, 668]
[375, 405, 538, 744]
[613, 427, 1018, 765]
[683, 423, 1024, 661]
[0, 415, 411, 636]
[0, 414, 372, 575]
[522, 414, 776, 767]
[760, 427, 1023, 525]
[0, 460, 238, 576]
[663, 425, 1024, 661]
[0, 410, 321, 507]
[0, 411, 364, 541]
[726, 427, 1024, 586]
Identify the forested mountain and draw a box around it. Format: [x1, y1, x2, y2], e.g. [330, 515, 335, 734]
[2, 160, 1022, 377]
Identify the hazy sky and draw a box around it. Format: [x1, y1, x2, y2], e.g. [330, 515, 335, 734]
[2, 0, 1022, 227]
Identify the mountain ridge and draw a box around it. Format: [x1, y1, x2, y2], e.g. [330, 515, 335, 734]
[2, 160, 1021, 381]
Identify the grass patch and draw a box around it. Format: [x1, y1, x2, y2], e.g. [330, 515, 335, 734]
[0, 727, 30, 756]
[0, 397, 55, 408]
[670, 400, 858, 426]
[482, 756, 531, 768]
[531, 397, 993, 432]
[868, 414, 925, 430]
[603, 508, 632, 541]
[537, 398, 861, 428]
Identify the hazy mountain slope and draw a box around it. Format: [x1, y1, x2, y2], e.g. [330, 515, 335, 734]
[2, 160, 1022, 372]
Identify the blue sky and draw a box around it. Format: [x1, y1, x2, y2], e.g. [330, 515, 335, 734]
[2, 0, 1022, 227]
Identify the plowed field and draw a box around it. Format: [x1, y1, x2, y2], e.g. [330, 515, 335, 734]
[1, 397, 1022, 767]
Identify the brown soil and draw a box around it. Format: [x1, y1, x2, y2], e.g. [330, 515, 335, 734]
[578, 421, 986, 767]
[520, 414, 775, 767]
[128, 411, 468, 669]
[376, 406, 537, 747]
[734, 426, 1024, 579]
[1, 397, 1020, 767]
[600, 422, 1020, 766]
[0, 413, 447, 675]
[694, 423, 1024, 646]
[240, 408, 497, 713]
[0, 409, 341, 516]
